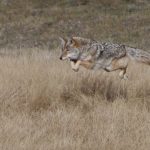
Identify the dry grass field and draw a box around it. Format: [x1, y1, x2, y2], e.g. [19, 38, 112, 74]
[0, 0, 150, 149]
[0, 49, 150, 150]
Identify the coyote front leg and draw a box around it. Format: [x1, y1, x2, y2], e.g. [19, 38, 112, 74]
[70, 61, 81, 72]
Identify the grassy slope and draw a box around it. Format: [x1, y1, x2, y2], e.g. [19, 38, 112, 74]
[0, 0, 150, 49]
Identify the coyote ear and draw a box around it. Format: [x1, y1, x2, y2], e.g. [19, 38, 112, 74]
[70, 37, 79, 47]
[59, 37, 66, 47]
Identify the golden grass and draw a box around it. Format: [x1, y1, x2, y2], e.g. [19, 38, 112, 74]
[0, 49, 150, 150]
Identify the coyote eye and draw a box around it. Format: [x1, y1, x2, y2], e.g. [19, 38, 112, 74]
[69, 39, 75, 46]
[70, 40, 73, 44]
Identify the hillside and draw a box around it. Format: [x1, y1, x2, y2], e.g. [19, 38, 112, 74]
[0, 0, 150, 49]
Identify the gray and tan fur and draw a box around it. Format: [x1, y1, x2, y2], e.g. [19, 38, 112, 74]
[59, 37, 150, 79]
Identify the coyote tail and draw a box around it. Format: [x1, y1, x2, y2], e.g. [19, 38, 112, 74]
[126, 47, 150, 65]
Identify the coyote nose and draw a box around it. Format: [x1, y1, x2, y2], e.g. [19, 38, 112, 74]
[59, 56, 62, 60]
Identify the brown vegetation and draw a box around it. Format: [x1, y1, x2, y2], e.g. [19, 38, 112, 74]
[0, 0, 150, 49]
[0, 49, 150, 150]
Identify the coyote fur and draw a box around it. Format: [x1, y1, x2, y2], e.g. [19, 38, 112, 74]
[59, 37, 150, 79]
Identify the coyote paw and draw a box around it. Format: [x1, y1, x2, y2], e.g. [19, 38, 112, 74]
[123, 74, 128, 80]
[119, 74, 128, 80]
[72, 68, 79, 72]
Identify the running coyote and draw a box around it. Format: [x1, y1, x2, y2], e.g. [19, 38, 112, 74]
[59, 37, 150, 79]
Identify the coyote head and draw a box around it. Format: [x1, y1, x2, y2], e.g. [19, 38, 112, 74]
[59, 37, 81, 61]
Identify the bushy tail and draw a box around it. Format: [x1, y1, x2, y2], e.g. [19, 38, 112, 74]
[126, 47, 150, 65]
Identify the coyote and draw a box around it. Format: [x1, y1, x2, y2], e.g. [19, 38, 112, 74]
[59, 37, 150, 79]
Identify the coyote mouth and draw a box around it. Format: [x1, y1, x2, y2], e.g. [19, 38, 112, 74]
[70, 58, 78, 63]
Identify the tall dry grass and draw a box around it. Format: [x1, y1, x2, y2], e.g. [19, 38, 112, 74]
[0, 49, 150, 150]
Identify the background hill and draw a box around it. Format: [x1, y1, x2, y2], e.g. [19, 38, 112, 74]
[0, 0, 150, 49]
